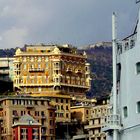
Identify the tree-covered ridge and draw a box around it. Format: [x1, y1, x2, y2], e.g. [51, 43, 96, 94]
[80, 45, 112, 98]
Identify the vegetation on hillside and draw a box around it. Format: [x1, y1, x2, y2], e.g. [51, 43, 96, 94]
[80, 46, 112, 98]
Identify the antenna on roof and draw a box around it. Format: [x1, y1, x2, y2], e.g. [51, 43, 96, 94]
[136, 0, 140, 4]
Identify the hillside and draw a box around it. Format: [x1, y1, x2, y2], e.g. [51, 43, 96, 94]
[0, 43, 112, 98]
[80, 43, 112, 98]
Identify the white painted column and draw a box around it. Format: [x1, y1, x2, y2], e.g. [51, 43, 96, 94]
[112, 12, 118, 140]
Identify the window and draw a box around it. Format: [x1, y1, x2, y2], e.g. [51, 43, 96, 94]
[41, 101, 44, 105]
[123, 106, 128, 118]
[50, 120, 54, 126]
[50, 112, 53, 117]
[66, 113, 69, 118]
[56, 98, 58, 103]
[13, 110, 18, 116]
[66, 99, 69, 104]
[136, 62, 140, 74]
[32, 135, 39, 140]
[21, 128, 27, 133]
[137, 101, 140, 113]
[35, 100, 38, 105]
[117, 63, 121, 81]
[28, 111, 30, 115]
[12, 100, 16, 105]
[35, 111, 39, 116]
[50, 129, 54, 134]
[61, 105, 64, 110]
[32, 128, 39, 133]
[66, 106, 69, 110]
[61, 99, 63, 103]
[21, 111, 24, 116]
[41, 119, 45, 125]
[41, 111, 45, 116]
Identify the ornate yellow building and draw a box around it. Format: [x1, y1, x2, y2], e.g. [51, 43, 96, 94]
[13, 44, 91, 122]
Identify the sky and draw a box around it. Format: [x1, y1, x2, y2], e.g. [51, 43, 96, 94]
[0, 0, 139, 49]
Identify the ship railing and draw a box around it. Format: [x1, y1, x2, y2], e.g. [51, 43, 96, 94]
[117, 33, 137, 55]
[101, 114, 121, 132]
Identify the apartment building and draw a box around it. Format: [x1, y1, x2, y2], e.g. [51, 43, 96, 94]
[0, 96, 55, 140]
[13, 44, 91, 122]
[71, 98, 96, 123]
[84, 100, 109, 140]
[71, 105, 91, 123]
[12, 114, 41, 140]
[0, 58, 14, 81]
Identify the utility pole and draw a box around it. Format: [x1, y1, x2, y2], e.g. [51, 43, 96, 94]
[112, 12, 118, 140]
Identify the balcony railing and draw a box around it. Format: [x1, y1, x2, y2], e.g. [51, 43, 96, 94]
[0, 70, 9, 75]
[12, 115, 19, 118]
[26, 104, 34, 109]
[19, 82, 90, 88]
[102, 114, 121, 132]
[117, 33, 137, 55]
[29, 68, 44, 72]
[85, 124, 101, 129]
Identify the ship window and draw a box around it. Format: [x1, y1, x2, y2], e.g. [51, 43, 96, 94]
[137, 101, 140, 113]
[123, 106, 128, 118]
[117, 63, 121, 81]
[136, 62, 140, 74]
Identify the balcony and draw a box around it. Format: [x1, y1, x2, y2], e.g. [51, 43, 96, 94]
[101, 114, 121, 132]
[85, 124, 101, 129]
[12, 115, 19, 119]
[66, 68, 72, 73]
[54, 66, 60, 70]
[26, 104, 34, 109]
[41, 115, 46, 119]
[0, 70, 9, 75]
[29, 68, 44, 72]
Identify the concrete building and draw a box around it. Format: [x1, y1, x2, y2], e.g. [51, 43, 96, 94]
[71, 105, 91, 123]
[12, 114, 41, 140]
[13, 44, 91, 122]
[84, 99, 109, 140]
[0, 58, 14, 81]
[0, 96, 55, 140]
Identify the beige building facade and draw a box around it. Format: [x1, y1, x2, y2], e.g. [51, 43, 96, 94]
[0, 58, 14, 81]
[13, 44, 91, 122]
[84, 100, 109, 140]
[0, 96, 55, 140]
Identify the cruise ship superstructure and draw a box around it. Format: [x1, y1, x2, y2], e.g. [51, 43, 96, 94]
[102, 6, 140, 140]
